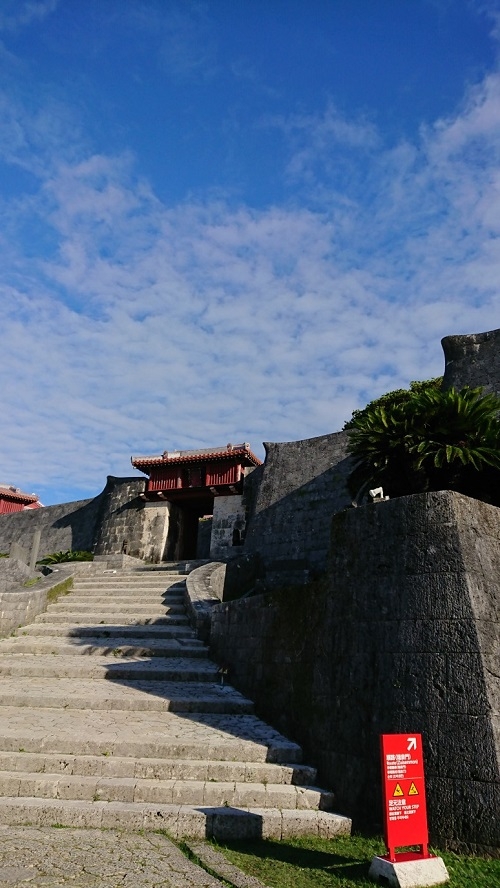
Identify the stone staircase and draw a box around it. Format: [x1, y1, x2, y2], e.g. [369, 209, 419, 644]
[0, 565, 351, 840]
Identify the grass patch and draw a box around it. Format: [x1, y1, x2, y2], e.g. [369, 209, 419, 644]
[211, 835, 499, 888]
[23, 577, 41, 587]
[46, 577, 73, 603]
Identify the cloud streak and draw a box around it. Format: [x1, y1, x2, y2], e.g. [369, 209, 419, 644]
[0, 1, 59, 33]
[1, 35, 500, 503]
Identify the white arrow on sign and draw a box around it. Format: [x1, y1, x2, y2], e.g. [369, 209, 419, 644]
[407, 737, 417, 751]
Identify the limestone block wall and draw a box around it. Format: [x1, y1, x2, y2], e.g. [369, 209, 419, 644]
[0, 495, 104, 559]
[0, 474, 188, 564]
[93, 476, 174, 562]
[196, 518, 212, 559]
[442, 327, 500, 396]
[210, 495, 247, 559]
[0, 557, 38, 594]
[0, 565, 74, 636]
[243, 431, 352, 579]
[210, 491, 500, 854]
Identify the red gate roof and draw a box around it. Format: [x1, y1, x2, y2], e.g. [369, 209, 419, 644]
[0, 484, 41, 512]
[131, 443, 261, 472]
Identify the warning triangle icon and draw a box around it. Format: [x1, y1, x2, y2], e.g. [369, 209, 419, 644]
[393, 784, 404, 797]
[408, 782, 419, 796]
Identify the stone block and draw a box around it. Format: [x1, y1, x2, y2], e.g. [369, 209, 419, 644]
[100, 803, 145, 831]
[368, 855, 449, 887]
[452, 778, 500, 848]
[211, 808, 263, 840]
[438, 715, 499, 781]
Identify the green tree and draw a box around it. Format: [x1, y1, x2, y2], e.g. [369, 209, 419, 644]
[343, 378, 442, 430]
[347, 385, 500, 504]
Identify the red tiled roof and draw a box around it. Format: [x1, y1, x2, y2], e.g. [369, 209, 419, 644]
[0, 485, 39, 504]
[132, 443, 262, 471]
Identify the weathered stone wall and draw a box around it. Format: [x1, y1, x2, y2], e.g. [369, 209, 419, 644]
[243, 431, 352, 580]
[0, 475, 193, 564]
[0, 557, 37, 592]
[93, 476, 174, 562]
[0, 565, 75, 636]
[210, 495, 247, 559]
[0, 495, 104, 559]
[210, 491, 500, 854]
[442, 327, 500, 396]
[196, 518, 212, 559]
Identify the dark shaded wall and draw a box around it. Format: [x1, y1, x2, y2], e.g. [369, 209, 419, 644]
[0, 495, 104, 558]
[442, 327, 500, 396]
[243, 431, 352, 580]
[210, 491, 500, 854]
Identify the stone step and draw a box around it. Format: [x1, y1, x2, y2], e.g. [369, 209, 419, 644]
[0, 752, 316, 785]
[34, 613, 189, 625]
[0, 564, 350, 842]
[0, 708, 303, 762]
[71, 584, 185, 594]
[0, 655, 219, 681]
[79, 564, 189, 572]
[49, 587, 184, 596]
[0, 771, 333, 810]
[50, 594, 185, 604]
[41, 602, 184, 614]
[45, 594, 184, 605]
[43, 603, 182, 614]
[0, 637, 207, 657]
[13, 623, 194, 638]
[0, 678, 254, 714]
[73, 571, 187, 589]
[0, 797, 351, 838]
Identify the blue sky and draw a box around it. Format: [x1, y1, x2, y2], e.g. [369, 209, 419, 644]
[1, 0, 500, 505]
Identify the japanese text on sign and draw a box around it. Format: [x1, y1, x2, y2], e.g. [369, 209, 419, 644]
[380, 733, 430, 861]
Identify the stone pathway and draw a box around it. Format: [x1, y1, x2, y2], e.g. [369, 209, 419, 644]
[0, 563, 351, 847]
[0, 826, 225, 887]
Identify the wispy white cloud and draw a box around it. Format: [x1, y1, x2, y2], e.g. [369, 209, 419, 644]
[126, 1, 218, 80]
[1, 45, 500, 502]
[0, 0, 59, 33]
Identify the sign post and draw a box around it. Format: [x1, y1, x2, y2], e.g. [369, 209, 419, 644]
[381, 732, 429, 861]
[368, 734, 449, 886]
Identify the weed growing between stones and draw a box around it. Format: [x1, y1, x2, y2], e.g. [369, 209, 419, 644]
[46, 578, 73, 603]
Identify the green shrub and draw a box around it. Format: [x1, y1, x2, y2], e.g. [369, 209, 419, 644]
[38, 550, 94, 565]
[347, 385, 500, 504]
[344, 378, 442, 430]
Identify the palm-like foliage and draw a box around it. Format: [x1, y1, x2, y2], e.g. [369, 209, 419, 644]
[347, 386, 500, 503]
[344, 377, 442, 430]
[37, 550, 94, 565]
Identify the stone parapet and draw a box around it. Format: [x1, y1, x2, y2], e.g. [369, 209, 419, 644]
[0, 566, 75, 637]
[210, 491, 500, 854]
[243, 431, 352, 582]
[0, 496, 104, 561]
[185, 562, 226, 641]
[442, 327, 500, 396]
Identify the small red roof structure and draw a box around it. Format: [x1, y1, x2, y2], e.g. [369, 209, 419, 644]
[0, 484, 41, 515]
[131, 443, 261, 511]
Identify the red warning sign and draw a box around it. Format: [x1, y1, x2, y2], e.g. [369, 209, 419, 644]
[380, 734, 430, 862]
